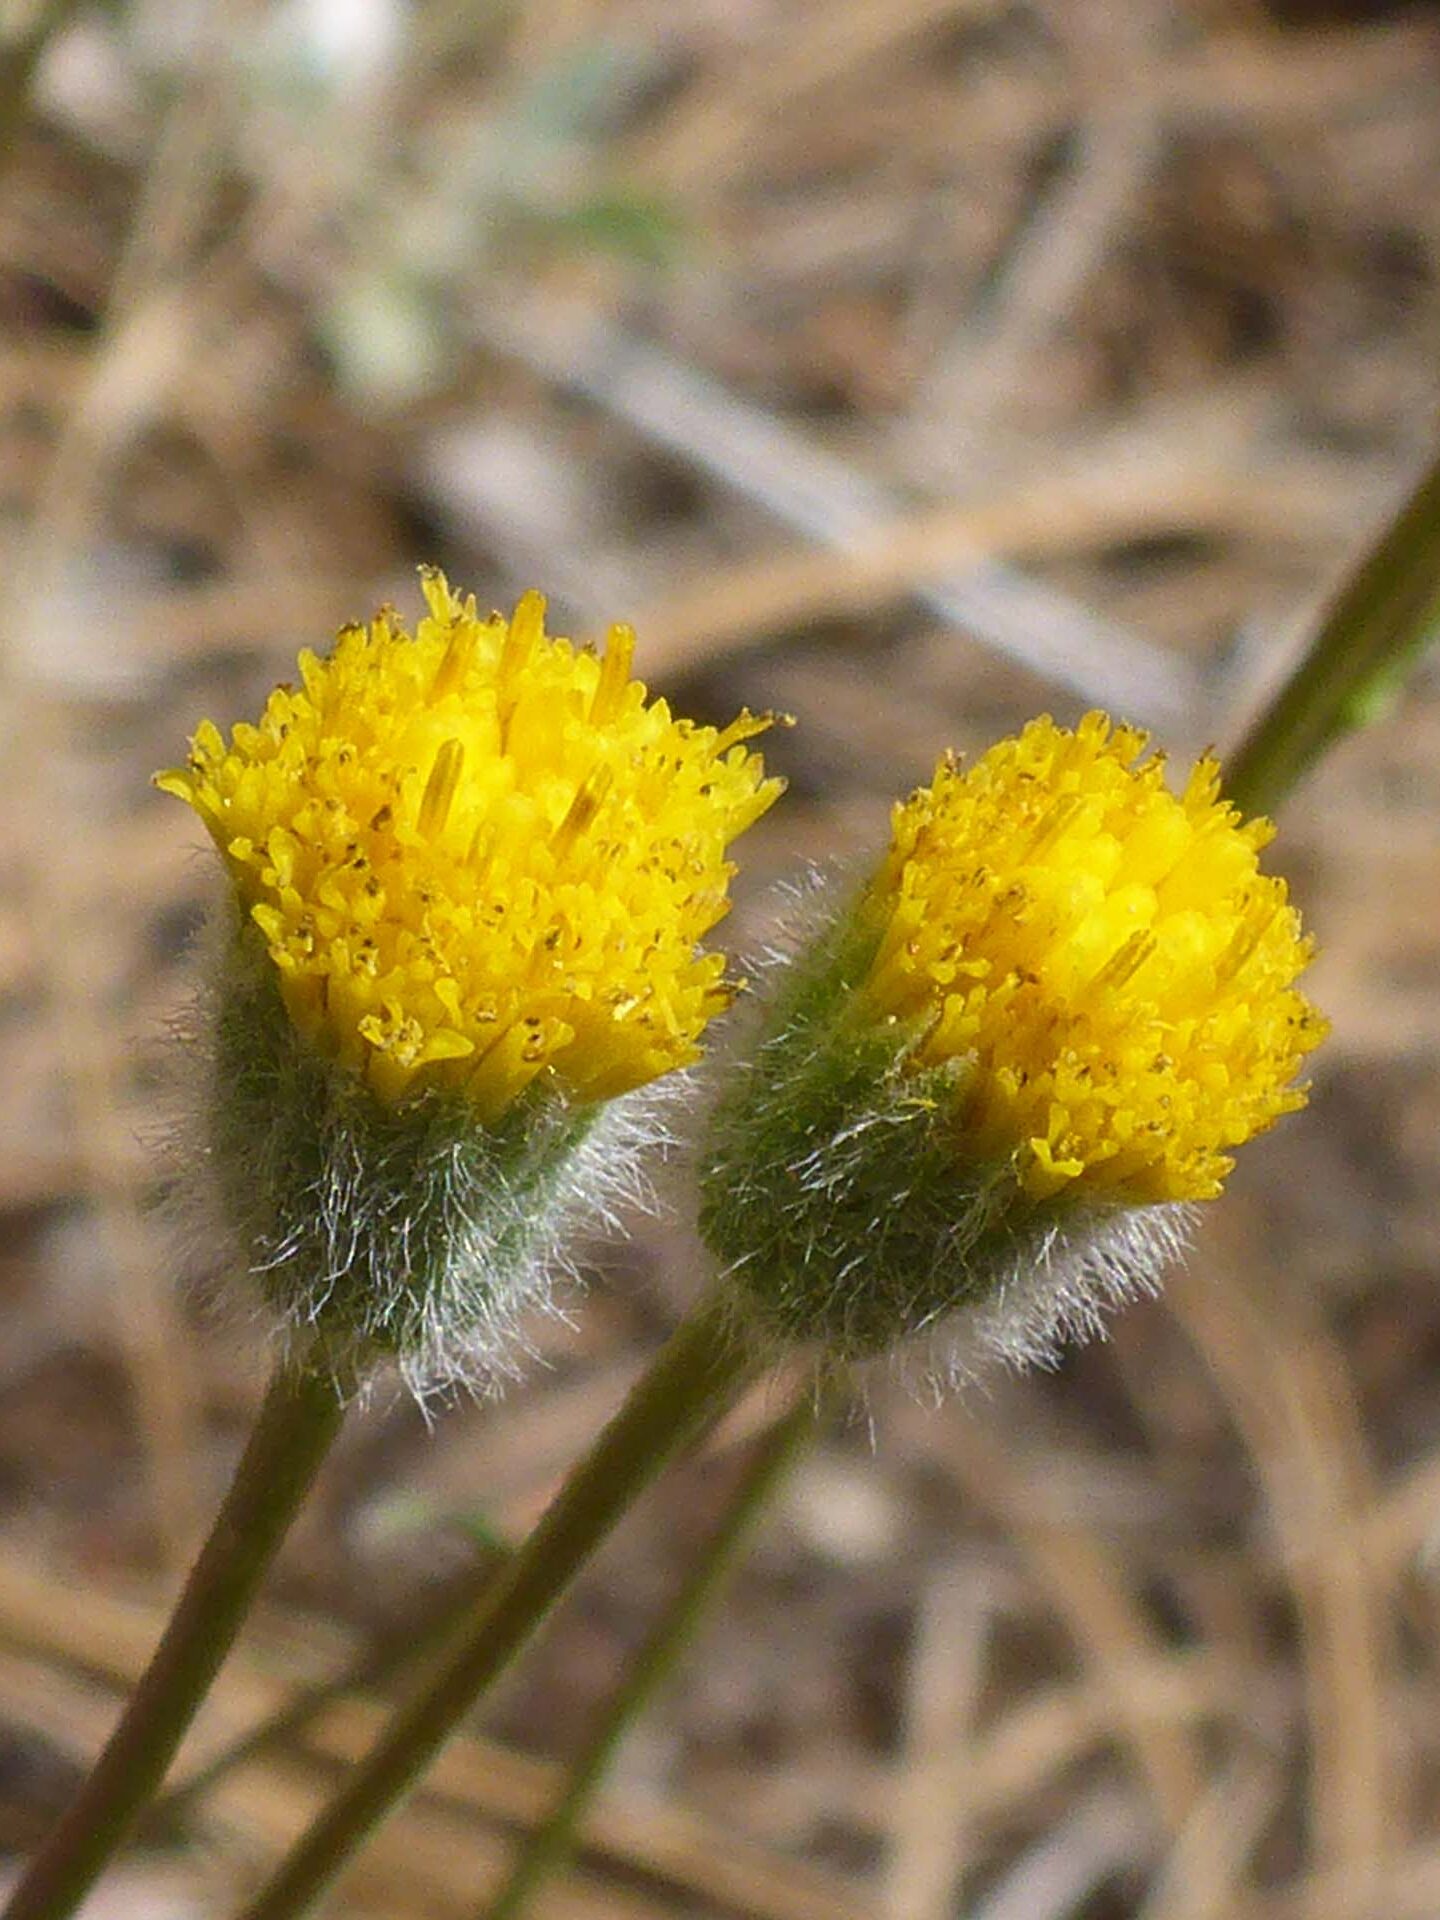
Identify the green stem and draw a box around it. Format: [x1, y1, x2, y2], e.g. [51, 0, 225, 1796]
[482, 1393, 815, 1920]
[1225, 446, 1440, 817]
[156, 1538, 512, 1827]
[2, 1353, 348, 1920]
[238, 1294, 757, 1920]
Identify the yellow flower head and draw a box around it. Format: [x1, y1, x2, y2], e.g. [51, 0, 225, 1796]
[158, 571, 783, 1118]
[863, 712, 1326, 1205]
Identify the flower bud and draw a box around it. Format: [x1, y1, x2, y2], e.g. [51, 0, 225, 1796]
[700, 713, 1326, 1379]
[158, 572, 783, 1392]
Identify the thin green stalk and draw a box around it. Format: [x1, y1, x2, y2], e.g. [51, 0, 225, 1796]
[156, 1536, 512, 1827]
[238, 1293, 757, 1920]
[2, 1352, 348, 1920]
[481, 1392, 815, 1920]
[1225, 446, 1440, 817]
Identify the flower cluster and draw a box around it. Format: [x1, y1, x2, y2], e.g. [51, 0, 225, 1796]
[158, 570, 782, 1118]
[864, 712, 1324, 1205]
[161, 573, 1324, 1393]
[158, 574, 782, 1390]
[700, 713, 1325, 1372]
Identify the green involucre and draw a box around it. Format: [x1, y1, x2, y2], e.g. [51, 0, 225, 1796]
[195, 913, 653, 1394]
[698, 886, 1194, 1376]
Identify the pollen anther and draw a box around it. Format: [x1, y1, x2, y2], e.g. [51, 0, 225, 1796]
[418, 739, 465, 840]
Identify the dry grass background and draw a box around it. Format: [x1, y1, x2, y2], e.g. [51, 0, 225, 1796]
[1, 0, 1438, 1914]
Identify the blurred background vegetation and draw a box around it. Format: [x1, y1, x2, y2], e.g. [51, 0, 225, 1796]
[1, 0, 1438, 1914]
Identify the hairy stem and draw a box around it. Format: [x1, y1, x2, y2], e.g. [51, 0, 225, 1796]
[238, 1293, 757, 1920]
[481, 1393, 816, 1920]
[3, 1353, 348, 1920]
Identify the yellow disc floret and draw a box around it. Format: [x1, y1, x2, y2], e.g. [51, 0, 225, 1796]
[157, 571, 784, 1116]
[864, 712, 1326, 1205]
